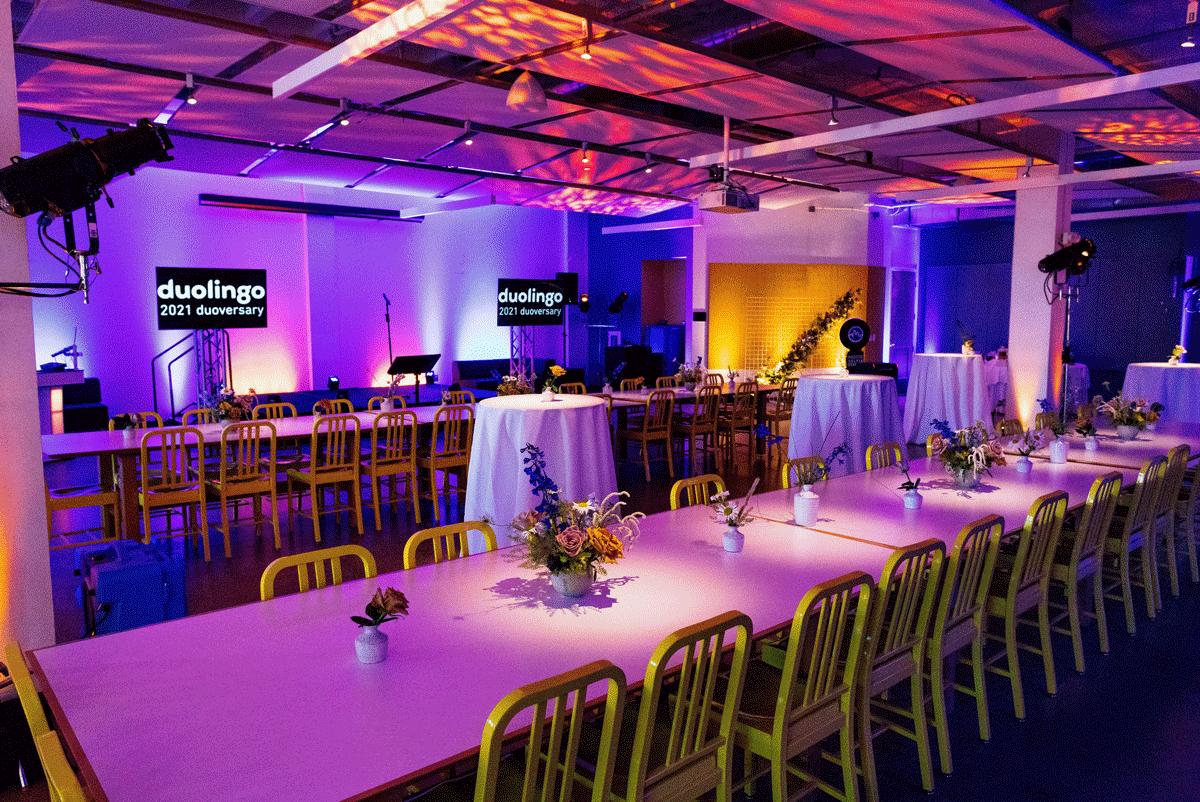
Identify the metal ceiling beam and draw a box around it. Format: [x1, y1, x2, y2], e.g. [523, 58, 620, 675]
[691, 62, 1200, 168]
[889, 158, 1200, 202]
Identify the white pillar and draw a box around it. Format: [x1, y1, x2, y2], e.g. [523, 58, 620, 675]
[689, 223, 708, 366]
[1007, 138, 1073, 427]
[0, 0, 56, 651]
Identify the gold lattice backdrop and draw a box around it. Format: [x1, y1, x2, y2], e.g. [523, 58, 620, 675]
[707, 263, 867, 372]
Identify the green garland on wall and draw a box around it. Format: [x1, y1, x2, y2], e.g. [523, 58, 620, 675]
[759, 288, 862, 382]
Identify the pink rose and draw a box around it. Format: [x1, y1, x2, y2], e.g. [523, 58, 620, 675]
[556, 526, 587, 557]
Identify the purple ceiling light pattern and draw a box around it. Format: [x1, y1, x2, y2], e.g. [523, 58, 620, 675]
[16, 62, 180, 122]
[408, 0, 588, 60]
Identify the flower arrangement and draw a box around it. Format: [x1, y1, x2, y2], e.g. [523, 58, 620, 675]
[216, 387, 254, 422]
[676, 357, 704, 385]
[766, 288, 861, 381]
[494, 370, 535, 396]
[1011, 427, 1051, 456]
[350, 587, 409, 628]
[790, 441, 850, 486]
[929, 419, 1006, 476]
[1075, 418, 1096, 437]
[711, 477, 759, 528]
[1094, 384, 1162, 429]
[544, 364, 567, 392]
[1170, 344, 1186, 364]
[510, 444, 642, 576]
[384, 373, 402, 398]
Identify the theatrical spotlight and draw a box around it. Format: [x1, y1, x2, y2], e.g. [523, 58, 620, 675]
[1038, 237, 1096, 276]
[609, 291, 629, 314]
[578, 293, 590, 313]
[0, 118, 174, 218]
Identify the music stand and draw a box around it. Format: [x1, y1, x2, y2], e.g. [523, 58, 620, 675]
[388, 354, 441, 404]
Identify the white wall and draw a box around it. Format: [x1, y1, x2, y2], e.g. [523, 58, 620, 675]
[699, 193, 871, 265]
[27, 168, 573, 415]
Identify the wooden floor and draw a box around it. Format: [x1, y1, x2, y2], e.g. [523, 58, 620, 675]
[22, 437, 1200, 801]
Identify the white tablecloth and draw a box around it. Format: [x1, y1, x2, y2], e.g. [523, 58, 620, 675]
[464, 395, 618, 551]
[1123, 363, 1200, 423]
[788, 375, 903, 477]
[902, 353, 989, 443]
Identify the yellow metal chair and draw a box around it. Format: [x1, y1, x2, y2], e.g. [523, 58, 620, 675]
[259, 543, 377, 601]
[559, 382, 587, 395]
[44, 475, 119, 550]
[655, 375, 679, 388]
[6, 641, 51, 743]
[1103, 455, 1167, 635]
[423, 661, 628, 802]
[362, 409, 421, 530]
[673, 384, 721, 477]
[138, 427, 211, 561]
[1176, 463, 1199, 584]
[717, 381, 757, 462]
[1155, 445, 1190, 601]
[995, 418, 1023, 439]
[669, 473, 726, 510]
[925, 514, 1003, 777]
[617, 390, 674, 482]
[205, 420, 280, 554]
[620, 377, 644, 392]
[417, 404, 474, 525]
[403, 521, 497, 570]
[286, 413, 364, 542]
[253, 402, 299, 421]
[313, 398, 353, 415]
[579, 611, 752, 802]
[703, 373, 724, 387]
[253, 401, 305, 471]
[729, 571, 872, 802]
[37, 731, 88, 802]
[181, 408, 216, 427]
[856, 539, 945, 802]
[442, 389, 476, 406]
[983, 490, 1068, 720]
[762, 377, 797, 441]
[864, 441, 904, 471]
[1049, 471, 1122, 674]
[781, 455, 823, 489]
[1033, 411, 1060, 432]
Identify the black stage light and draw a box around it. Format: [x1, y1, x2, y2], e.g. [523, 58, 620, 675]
[0, 118, 173, 218]
[578, 293, 590, 313]
[1038, 238, 1096, 276]
[609, 291, 629, 314]
[327, 376, 340, 392]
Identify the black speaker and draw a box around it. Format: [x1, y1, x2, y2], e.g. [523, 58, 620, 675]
[555, 272, 578, 305]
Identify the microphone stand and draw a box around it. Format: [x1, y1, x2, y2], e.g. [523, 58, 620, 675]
[383, 295, 393, 364]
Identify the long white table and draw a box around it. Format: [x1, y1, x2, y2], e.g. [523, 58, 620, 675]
[463, 395, 617, 550]
[788, 374, 902, 476]
[902, 353, 989, 444]
[31, 504, 895, 802]
[1122, 363, 1200, 423]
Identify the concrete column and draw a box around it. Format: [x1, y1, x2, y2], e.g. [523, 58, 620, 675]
[1007, 139, 1073, 426]
[0, 0, 56, 651]
[689, 223, 708, 366]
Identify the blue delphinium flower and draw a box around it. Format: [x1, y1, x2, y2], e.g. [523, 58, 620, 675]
[521, 444, 560, 523]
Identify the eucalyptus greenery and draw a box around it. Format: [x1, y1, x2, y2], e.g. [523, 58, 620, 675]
[759, 288, 861, 383]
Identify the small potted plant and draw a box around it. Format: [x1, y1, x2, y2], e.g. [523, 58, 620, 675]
[1076, 418, 1098, 451]
[1037, 398, 1069, 463]
[711, 478, 758, 553]
[543, 364, 567, 401]
[1095, 384, 1153, 441]
[350, 587, 409, 663]
[677, 357, 704, 391]
[929, 419, 1006, 489]
[381, 374, 402, 411]
[1146, 402, 1164, 432]
[791, 442, 849, 526]
[1168, 344, 1186, 366]
[898, 466, 922, 509]
[1010, 428, 1050, 472]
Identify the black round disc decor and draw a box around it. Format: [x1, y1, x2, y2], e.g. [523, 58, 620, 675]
[839, 317, 870, 367]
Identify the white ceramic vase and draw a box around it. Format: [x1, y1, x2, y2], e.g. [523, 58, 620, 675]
[380, 398, 394, 412]
[1048, 438, 1069, 464]
[1084, 435, 1098, 451]
[1016, 455, 1033, 473]
[602, 383, 613, 394]
[903, 489, 923, 509]
[542, 389, 558, 403]
[551, 571, 593, 597]
[794, 485, 820, 527]
[722, 527, 744, 553]
[1116, 425, 1139, 441]
[354, 626, 388, 664]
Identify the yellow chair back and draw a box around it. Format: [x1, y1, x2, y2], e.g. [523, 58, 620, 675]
[260, 544, 377, 601]
[36, 731, 88, 802]
[403, 521, 497, 569]
[5, 641, 50, 740]
[669, 474, 726, 510]
[865, 441, 904, 471]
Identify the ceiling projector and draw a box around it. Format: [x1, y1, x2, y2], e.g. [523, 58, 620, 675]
[698, 184, 759, 214]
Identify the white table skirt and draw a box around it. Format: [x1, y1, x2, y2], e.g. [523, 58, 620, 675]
[1122, 363, 1200, 423]
[902, 353, 989, 443]
[787, 375, 903, 477]
[464, 395, 618, 551]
